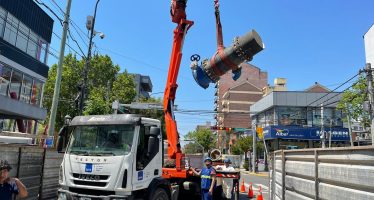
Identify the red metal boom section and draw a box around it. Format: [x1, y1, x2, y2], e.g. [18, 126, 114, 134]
[163, 0, 193, 168]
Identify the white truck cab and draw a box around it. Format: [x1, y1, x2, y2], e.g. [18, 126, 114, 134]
[57, 114, 168, 200]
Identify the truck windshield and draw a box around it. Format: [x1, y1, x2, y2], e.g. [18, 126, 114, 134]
[67, 125, 135, 156]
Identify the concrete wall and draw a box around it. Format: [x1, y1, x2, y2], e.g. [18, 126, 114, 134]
[270, 146, 374, 200]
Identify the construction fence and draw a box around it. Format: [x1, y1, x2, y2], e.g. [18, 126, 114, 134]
[0, 144, 63, 200]
[270, 146, 374, 200]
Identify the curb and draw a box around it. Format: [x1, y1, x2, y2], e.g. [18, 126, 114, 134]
[240, 170, 269, 177]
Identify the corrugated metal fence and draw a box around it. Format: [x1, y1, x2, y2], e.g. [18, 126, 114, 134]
[270, 146, 374, 200]
[0, 145, 63, 200]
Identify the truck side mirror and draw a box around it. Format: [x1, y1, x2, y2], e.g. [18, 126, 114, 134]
[57, 136, 64, 153]
[149, 127, 161, 136]
[147, 127, 160, 157]
[57, 126, 69, 153]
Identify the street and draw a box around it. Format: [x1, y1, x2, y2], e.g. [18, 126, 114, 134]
[239, 171, 269, 200]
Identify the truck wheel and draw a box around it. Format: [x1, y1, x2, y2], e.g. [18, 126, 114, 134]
[150, 188, 170, 200]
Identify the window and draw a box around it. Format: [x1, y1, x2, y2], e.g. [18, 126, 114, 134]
[15, 22, 29, 52]
[38, 40, 48, 64]
[136, 125, 159, 170]
[0, 63, 11, 96]
[9, 70, 22, 100]
[0, 7, 7, 38]
[27, 31, 38, 58]
[3, 13, 18, 45]
[20, 75, 32, 103]
[31, 80, 43, 106]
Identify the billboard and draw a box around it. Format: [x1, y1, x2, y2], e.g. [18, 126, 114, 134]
[263, 125, 350, 141]
[364, 24, 374, 66]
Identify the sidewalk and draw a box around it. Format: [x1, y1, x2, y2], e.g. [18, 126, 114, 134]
[239, 168, 269, 177]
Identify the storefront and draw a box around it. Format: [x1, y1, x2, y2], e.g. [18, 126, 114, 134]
[263, 125, 351, 151]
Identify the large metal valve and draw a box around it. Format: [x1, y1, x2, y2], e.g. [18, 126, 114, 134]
[191, 30, 264, 89]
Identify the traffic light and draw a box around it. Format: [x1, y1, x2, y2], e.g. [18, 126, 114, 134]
[210, 126, 233, 132]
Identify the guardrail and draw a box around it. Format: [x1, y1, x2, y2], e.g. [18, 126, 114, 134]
[270, 146, 374, 200]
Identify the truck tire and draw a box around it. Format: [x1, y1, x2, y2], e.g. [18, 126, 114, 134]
[150, 188, 170, 200]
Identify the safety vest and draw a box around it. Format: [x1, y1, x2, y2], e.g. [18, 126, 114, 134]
[201, 166, 215, 190]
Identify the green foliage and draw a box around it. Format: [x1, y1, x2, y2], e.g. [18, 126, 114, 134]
[111, 71, 136, 104]
[185, 128, 216, 152]
[236, 136, 253, 154]
[337, 76, 370, 127]
[230, 143, 243, 155]
[43, 54, 136, 132]
[83, 86, 110, 115]
[183, 142, 203, 154]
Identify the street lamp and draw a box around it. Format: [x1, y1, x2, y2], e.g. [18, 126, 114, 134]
[79, 0, 104, 115]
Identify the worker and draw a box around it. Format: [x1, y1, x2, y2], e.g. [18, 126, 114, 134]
[216, 158, 235, 200]
[0, 159, 28, 199]
[190, 157, 217, 200]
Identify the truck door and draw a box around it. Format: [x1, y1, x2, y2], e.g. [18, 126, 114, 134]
[132, 125, 162, 190]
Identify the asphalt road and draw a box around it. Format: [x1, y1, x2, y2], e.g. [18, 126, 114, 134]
[238, 171, 270, 200]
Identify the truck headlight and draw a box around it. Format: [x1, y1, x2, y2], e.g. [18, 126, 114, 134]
[58, 192, 67, 200]
[59, 165, 64, 184]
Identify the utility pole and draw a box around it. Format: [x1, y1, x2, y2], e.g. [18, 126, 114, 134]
[365, 63, 374, 146]
[329, 119, 332, 148]
[79, 0, 101, 115]
[345, 103, 354, 147]
[47, 0, 72, 137]
[320, 103, 325, 148]
[252, 120, 257, 173]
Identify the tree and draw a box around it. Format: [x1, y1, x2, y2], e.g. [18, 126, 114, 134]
[184, 128, 216, 153]
[111, 71, 136, 104]
[43, 54, 136, 132]
[337, 76, 370, 127]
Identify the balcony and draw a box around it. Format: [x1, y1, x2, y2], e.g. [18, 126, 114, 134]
[140, 76, 153, 92]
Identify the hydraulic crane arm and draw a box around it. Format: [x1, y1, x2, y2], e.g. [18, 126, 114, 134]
[164, 0, 193, 166]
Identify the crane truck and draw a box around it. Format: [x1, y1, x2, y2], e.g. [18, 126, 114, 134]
[57, 0, 264, 199]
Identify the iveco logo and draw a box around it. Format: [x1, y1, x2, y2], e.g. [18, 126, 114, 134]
[78, 174, 100, 181]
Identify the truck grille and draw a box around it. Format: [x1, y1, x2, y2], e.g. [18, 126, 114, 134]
[73, 173, 109, 180]
[72, 173, 109, 187]
[69, 187, 115, 196]
[73, 180, 107, 187]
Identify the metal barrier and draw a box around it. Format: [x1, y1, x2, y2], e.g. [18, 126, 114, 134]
[0, 144, 63, 200]
[270, 146, 374, 200]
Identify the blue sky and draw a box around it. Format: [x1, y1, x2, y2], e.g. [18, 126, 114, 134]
[42, 0, 374, 136]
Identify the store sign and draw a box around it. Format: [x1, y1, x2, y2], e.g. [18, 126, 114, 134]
[263, 126, 350, 141]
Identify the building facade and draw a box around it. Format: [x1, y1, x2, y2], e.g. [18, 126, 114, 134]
[0, 0, 53, 133]
[131, 73, 152, 101]
[364, 24, 374, 66]
[250, 90, 350, 151]
[214, 63, 267, 152]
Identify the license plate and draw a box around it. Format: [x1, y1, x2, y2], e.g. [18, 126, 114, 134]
[85, 163, 93, 173]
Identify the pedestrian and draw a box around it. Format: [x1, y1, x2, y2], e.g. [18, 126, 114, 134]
[216, 158, 235, 200]
[0, 159, 28, 200]
[190, 157, 216, 200]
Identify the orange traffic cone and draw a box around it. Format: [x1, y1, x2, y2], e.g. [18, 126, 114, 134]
[256, 186, 263, 200]
[240, 180, 246, 193]
[248, 182, 254, 198]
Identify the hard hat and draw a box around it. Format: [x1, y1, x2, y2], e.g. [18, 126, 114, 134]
[0, 159, 12, 171]
[224, 158, 231, 163]
[204, 157, 212, 162]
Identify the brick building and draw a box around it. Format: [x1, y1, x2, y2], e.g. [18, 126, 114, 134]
[214, 63, 267, 152]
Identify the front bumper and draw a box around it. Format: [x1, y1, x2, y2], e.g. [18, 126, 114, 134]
[58, 188, 129, 200]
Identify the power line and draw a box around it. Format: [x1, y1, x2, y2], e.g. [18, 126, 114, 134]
[18, 1, 85, 58]
[98, 47, 194, 81]
[34, 0, 63, 25]
[306, 73, 360, 107]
